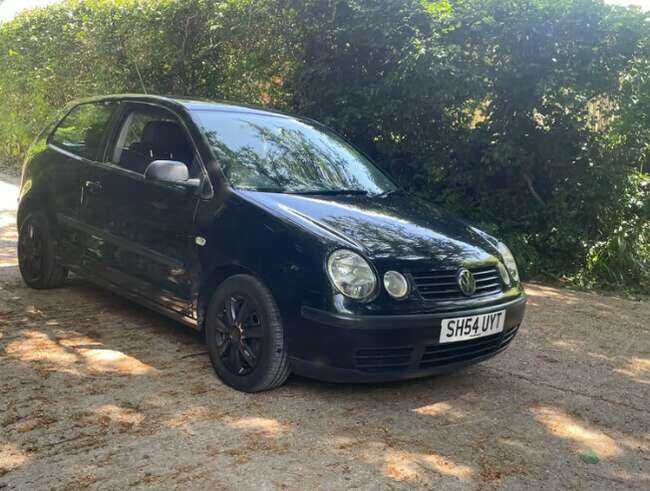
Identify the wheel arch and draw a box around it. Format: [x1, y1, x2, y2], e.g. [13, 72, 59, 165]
[17, 190, 51, 230]
[197, 263, 260, 331]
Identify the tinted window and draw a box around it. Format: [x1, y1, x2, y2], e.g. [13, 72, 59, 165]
[50, 102, 116, 161]
[111, 106, 195, 175]
[192, 110, 396, 195]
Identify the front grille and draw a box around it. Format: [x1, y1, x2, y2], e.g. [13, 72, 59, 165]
[411, 265, 503, 301]
[419, 324, 519, 369]
[354, 347, 413, 373]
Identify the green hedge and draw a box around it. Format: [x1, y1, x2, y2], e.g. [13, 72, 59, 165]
[1, 0, 649, 291]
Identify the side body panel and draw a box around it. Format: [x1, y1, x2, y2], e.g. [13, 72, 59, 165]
[81, 162, 199, 315]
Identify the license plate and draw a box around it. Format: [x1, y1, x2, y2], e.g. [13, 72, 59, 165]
[439, 310, 506, 344]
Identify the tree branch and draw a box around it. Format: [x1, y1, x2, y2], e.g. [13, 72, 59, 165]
[523, 172, 545, 206]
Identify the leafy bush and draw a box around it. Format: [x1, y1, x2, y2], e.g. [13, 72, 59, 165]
[0, 0, 648, 291]
[579, 172, 650, 291]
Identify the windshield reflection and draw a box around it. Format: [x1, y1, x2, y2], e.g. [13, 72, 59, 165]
[193, 110, 396, 195]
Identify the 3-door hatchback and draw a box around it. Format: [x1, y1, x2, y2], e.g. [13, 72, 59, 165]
[17, 95, 526, 392]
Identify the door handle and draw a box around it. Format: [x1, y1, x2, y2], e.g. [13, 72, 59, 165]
[84, 180, 103, 193]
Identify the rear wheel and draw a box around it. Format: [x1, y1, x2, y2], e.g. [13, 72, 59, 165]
[205, 274, 290, 392]
[18, 212, 68, 289]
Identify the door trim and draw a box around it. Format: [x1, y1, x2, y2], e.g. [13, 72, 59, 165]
[56, 213, 185, 269]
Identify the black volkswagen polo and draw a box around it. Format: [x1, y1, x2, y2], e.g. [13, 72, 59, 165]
[17, 95, 526, 392]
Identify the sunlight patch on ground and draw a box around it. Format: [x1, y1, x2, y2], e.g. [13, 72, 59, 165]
[374, 445, 473, 483]
[413, 401, 467, 421]
[79, 348, 155, 375]
[524, 284, 576, 301]
[226, 416, 290, 438]
[0, 213, 16, 231]
[331, 437, 474, 484]
[551, 339, 583, 351]
[0, 177, 19, 268]
[0, 217, 18, 268]
[531, 406, 621, 459]
[615, 357, 650, 385]
[5, 330, 78, 366]
[0, 443, 28, 475]
[4, 329, 156, 376]
[58, 334, 102, 348]
[0, 179, 18, 212]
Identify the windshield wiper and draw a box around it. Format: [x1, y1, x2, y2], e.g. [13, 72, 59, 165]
[236, 187, 370, 195]
[373, 189, 398, 197]
[286, 189, 369, 196]
[236, 186, 287, 193]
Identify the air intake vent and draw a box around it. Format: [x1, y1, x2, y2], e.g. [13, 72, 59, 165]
[354, 347, 413, 373]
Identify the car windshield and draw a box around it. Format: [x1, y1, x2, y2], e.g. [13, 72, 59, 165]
[192, 110, 396, 195]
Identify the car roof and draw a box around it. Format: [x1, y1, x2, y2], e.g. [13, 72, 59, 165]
[72, 94, 295, 119]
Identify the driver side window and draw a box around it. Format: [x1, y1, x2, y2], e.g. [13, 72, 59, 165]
[112, 106, 196, 175]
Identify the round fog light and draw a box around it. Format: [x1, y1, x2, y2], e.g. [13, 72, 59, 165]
[384, 271, 409, 299]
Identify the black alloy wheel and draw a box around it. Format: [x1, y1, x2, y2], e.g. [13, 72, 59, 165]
[215, 293, 264, 375]
[205, 274, 290, 392]
[18, 219, 44, 282]
[17, 212, 68, 289]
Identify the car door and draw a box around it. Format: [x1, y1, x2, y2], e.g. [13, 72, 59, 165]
[46, 101, 119, 267]
[80, 102, 201, 316]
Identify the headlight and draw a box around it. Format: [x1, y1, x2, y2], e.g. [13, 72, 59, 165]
[497, 242, 520, 284]
[327, 249, 377, 300]
[384, 271, 410, 299]
[497, 262, 511, 287]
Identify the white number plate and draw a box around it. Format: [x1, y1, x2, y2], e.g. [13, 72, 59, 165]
[439, 310, 506, 344]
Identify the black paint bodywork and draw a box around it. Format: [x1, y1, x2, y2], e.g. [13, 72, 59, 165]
[18, 95, 526, 383]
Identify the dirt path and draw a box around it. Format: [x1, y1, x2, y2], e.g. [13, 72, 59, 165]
[0, 175, 648, 490]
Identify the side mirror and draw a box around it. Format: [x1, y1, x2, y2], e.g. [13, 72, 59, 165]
[144, 160, 200, 188]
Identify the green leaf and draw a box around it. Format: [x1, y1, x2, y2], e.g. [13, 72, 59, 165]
[579, 448, 600, 464]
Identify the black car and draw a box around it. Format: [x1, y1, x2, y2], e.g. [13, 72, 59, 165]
[17, 95, 526, 392]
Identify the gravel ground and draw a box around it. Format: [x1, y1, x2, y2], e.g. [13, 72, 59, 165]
[0, 174, 648, 490]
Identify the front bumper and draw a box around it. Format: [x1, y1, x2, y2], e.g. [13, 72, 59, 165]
[289, 295, 527, 383]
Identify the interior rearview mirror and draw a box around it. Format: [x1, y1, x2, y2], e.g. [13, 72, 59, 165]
[144, 160, 200, 188]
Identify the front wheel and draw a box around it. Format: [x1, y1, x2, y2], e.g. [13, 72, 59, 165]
[205, 274, 290, 392]
[17, 212, 68, 289]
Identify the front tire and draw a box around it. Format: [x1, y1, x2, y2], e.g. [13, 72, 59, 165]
[17, 212, 68, 289]
[205, 274, 290, 392]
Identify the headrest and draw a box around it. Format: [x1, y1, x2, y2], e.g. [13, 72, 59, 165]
[141, 121, 187, 147]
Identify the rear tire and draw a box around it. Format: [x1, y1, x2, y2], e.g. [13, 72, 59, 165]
[18, 212, 68, 289]
[205, 274, 290, 392]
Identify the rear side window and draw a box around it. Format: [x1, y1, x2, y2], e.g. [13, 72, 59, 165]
[50, 102, 116, 161]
